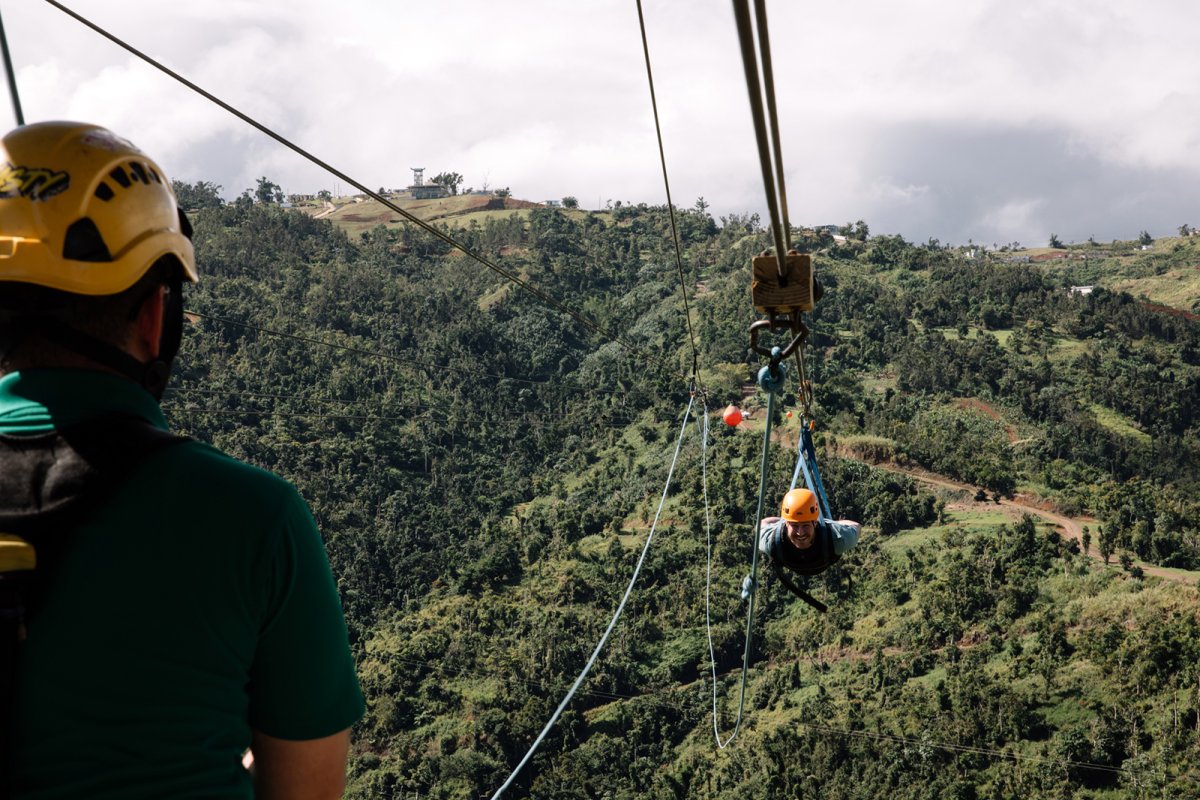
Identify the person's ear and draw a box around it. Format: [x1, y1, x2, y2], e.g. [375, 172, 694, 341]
[130, 286, 165, 360]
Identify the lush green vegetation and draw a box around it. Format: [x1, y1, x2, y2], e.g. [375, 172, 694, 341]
[167, 188, 1200, 798]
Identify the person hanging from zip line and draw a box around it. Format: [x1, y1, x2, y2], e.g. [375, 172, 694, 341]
[0, 121, 363, 800]
[759, 487, 861, 580]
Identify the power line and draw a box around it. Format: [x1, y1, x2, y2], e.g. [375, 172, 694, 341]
[166, 386, 649, 426]
[186, 309, 653, 398]
[162, 404, 646, 432]
[797, 720, 1127, 777]
[43, 0, 688, 385]
[635, 0, 700, 385]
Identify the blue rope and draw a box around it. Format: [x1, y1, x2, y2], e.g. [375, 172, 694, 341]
[710, 388, 777, 748]
[790, 423, 831, 519]
[802, 425, 833, 519]
[489, 395, 695, 798]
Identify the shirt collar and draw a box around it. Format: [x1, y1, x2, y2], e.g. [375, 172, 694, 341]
[0, 369, 167, 434]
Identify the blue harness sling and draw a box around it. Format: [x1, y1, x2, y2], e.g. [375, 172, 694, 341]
[765, 424, 841, 613]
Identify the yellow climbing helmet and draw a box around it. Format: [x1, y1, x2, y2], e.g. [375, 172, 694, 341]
[0, 120, 197, 296]
[781, 487, 819, 523]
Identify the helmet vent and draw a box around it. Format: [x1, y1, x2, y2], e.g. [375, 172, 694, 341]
[62, 218, 113, 262]
[93, 182, 115, 202]
[109, 166, 131, 188]
[129, 162, 149, 183]
[177, 209, 193, 239]
[149, 167, 162, 184]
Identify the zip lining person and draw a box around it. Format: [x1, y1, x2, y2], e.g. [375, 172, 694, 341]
[758, 488, 861, 609]
[0, 121, 363, 800]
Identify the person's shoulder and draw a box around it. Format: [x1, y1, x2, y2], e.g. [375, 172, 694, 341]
[153, 437, 304, 507]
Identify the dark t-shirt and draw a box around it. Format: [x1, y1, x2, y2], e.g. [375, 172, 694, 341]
[2, 370, 364, 800]
[758, 518, 861, 575]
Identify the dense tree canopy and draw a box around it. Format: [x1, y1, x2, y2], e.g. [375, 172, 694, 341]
[169, 200, 1200, 799]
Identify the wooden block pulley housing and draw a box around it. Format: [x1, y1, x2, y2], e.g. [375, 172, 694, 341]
[751, 251, 814, 314]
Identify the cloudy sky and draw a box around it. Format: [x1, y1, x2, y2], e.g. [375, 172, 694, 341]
[6, 1, 1200, 246]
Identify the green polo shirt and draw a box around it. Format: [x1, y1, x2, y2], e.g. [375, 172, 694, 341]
[2, 369, 364, 800]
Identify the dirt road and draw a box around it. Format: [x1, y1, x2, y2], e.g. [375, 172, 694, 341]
[875, 464, 1198, 586]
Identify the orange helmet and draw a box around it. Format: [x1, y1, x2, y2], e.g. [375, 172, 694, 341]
[781, 488, 819, 523]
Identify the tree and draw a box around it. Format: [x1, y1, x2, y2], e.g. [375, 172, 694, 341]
[171, 180, 224, 210]
[1081, 525, 1091, 557]
[561, 196, 579, 209]
[317, 189, 332, 202]
[254, 177, 283, 204]
[430, 172, 464, 195]
[493, 187, 511, 199]
[1138, 230, 1153, 246]
[1049, 233, 1064, 249]
[1179, 224, 1191, 237]
[694, 197, 709, 214]
[1099, 526, 1113, 565]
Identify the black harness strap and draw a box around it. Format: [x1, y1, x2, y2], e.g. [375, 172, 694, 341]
[768, 521, 832, 613]
[771, 560, 828, 613]
[0, 415, 188, 797]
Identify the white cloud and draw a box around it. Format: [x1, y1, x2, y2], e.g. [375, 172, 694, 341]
[976, 198, 1048, 246]
[7, 0, 1200, 243]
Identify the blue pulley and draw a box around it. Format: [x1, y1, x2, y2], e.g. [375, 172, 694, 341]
[757, 349, 786, 394]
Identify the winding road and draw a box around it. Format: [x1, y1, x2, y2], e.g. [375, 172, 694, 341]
[875, 463, 1198, 586]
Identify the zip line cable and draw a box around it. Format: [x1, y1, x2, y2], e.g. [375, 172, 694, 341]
[750, 0, 791, 254]
[488, 395, 696, 799]
[635, 0, 700, 384]
[731, 0, 791, 266]
[0, 4, 22, 125]
[43, 0, 689, 386]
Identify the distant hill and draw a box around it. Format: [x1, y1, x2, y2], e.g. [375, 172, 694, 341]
[991, 236, 1200, 315]
[298, 192, 551, 237]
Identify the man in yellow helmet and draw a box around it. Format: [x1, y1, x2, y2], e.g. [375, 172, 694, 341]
[759, 487, 861, 579]
[0, 122, 363, 799]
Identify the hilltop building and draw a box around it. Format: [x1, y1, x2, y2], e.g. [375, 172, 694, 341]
[407, 166, 448, 200]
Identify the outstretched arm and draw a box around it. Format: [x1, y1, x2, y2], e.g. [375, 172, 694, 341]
[829, 520, 861, 555]
[249, 727, 351, 800]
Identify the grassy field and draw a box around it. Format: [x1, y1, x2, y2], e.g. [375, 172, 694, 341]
[1031, 235, 1200, 312]
[1088, 403, 1150, 442]
[1112, 267, 1200, 311]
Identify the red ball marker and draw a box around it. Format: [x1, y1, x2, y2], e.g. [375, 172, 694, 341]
[722, 405, 743, 427]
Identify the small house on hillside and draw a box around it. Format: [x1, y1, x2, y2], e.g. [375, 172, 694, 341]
[407, 166, 448, 200]
[410, 184, 448, 199]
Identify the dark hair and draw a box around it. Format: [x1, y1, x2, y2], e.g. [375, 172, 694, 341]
[0, 256, 182, 371]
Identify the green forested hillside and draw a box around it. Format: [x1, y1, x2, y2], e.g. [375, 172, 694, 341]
[167, 192, 1200, 798]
